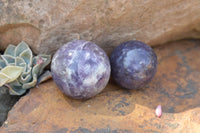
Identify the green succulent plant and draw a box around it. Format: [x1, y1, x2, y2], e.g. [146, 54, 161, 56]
[0, 41, 51, 95]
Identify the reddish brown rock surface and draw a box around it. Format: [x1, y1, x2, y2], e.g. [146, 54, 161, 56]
[0, 0, 200, 54]
[1, 40, 200, 132]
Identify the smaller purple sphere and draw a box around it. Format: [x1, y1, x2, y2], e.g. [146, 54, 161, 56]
[110, 40, 157, 90]
[51, 40, 111, 99]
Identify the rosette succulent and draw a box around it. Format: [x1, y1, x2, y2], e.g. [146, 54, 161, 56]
[0, 41, 51, 95]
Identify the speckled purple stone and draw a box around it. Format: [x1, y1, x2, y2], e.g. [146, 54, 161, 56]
[110, 40, 157, 90]
[51, 40, 110, 99]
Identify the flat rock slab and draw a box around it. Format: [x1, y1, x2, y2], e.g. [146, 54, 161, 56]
[1, 40, 200, 132]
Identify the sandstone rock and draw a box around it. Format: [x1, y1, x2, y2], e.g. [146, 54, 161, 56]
[1, 40, 200, 132]
[0, 0, 200, 54]
[0, 24, 40, 54]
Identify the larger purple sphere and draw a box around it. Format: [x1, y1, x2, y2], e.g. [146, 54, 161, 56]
[110, 40, 157, 90]
[51, 40, 111, 99]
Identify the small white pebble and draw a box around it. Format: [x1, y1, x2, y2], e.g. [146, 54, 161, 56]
[155, 105, 162, 118]
[4, 121, 8, 125]
[88, 105, 91, 107]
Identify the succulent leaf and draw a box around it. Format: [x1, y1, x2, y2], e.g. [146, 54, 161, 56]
[0, 41, 51, 95]
[0, 59, 6, 70]
[32, 64, 41, 77]
[38, 70, 52, 84]
[33, 55, 51, 75]
[15, 41, 30, 56]
[0, 73, 10, 87]
[4, 44, 16, 56]
[38, 55, 51, 75]
[19, 49, 33, 66]
[22, 74, 37, 89]
[19, 74, 32, 84]
[0, 66, 24, 83]
[8, 85, 27, 95]
[17, 62, 26, 71]
[15, 57, 25, 66]
[21, 66, 31, 76]
[8, 63, 15, 66]
[1, 55, 15, 65]
[11, 79, 22, 86]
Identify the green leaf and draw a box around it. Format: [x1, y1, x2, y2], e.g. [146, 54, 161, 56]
[15, 57, 25, 66]
[37, 70, 52, 84]
[15, 41, 30, 56]
[22, 74, 37, 89]
[4, 44, 16, 56]
[19, 49, 33, 66]
[21, 66, 31, 77]
[19, 74, 32, 84]
[0, 59, 6, 69]
[0, 73, 10, 87]
[0, 66, 24, 83]
[10, 79, 22, 86]
[32, 63, 41, 77]
[17, 62, 26, 71]
[1, 55, 15, 65]
[8, 85, 27, 95]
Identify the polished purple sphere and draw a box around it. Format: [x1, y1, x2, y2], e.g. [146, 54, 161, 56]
[110, 40, 157, 90]
[51, 40, 110, 99]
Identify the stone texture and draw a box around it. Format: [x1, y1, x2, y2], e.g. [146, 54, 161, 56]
[51, 40, 111, 99]
[0, 0, 200, 54]
[0, 86, 20, 126]
[1, 40, 200, 132]
[110, 40, 157, 89]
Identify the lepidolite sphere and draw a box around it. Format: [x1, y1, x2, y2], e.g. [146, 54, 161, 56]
[51, 40, 111, 99]
[110, 40, 157, 90]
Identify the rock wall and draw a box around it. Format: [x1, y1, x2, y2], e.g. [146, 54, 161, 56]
[0, 0, 200, 54]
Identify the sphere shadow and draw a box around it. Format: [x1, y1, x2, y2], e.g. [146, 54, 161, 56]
[63, 80, 135, 116]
